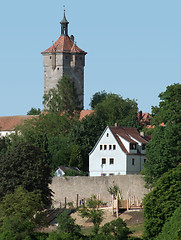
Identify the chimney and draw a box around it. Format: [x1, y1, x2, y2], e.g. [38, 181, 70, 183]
[138, 111, 142, 121]
[140, 131, 145, 137]
[115, 123, 118, 127]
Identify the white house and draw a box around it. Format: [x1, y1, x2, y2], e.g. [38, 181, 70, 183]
[55, 166, 80, 177]
[89, 126, 149, 176]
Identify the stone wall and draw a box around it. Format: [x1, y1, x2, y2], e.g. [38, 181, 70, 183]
[50, 175, 149, 208]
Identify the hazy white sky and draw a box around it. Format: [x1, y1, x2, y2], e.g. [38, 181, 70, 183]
[0, 0, 180, 116]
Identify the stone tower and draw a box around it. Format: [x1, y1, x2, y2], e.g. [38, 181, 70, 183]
[41, 11, 87, 109]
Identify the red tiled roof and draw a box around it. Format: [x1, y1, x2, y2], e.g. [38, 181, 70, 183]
[79, 110, 94, 120]
[0, 115, 37, 131]
[0, 110, 94, 131]
[41, 35, 87, 54]
[109, 126, 149, 154]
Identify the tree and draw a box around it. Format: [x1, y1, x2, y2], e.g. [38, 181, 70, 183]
[94, 93, 138, 127]
[43, 75, 81, 115]
[155, 205, 181, 240]
[144, 83, 181, 187]
[144, 124, 181, 187]
[27, 107, 41, 115]
[68, 113, 106, 171]
[90, 90, 108, 109]
[0, 186, 47, 240]
[46, 210, 82, 240]
[101, 218, 131, 239]
[79, 195, 104, 235]
[14, 112, 76, 171]
[0, 142, 52, 205]
[143, 164, 181, 239]
[152, 83, 181, 125]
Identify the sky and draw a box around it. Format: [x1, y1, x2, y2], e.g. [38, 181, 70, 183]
[0, 0, 180, 116]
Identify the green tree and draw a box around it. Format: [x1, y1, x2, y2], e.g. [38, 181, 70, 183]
[152, 83, 181, 125]
[155, 205, 181, 240]
[94, 93, 138, 127]
[143, 164, 181, 239]
[101, 218, 131, 239]
[14, 112, 76, 171]
[79, 195, 104, 235]
[0, 142, 52, 205]
[27, 107, 41, 115]
[144, 124, 181, 187]
[69, 113, 106, 171]
[43, 75, 81, 115]
[0, 186, 47, 240]
[90, 90, 108, 109]
[46, 210, 82, 240]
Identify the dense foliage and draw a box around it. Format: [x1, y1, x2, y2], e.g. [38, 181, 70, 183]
[27, 107, 41, 115]
[144, 83, 181, 187]
[90, 90, 108, 109]
[144, 123, 181, 187]
[155, 205, 181, 240]
[94, 93, 138, 127]
[152, 83, 181, 125]
[0, 186, 47, 240]
[0, 142, 52, 205]
[143, 164, 181, 239]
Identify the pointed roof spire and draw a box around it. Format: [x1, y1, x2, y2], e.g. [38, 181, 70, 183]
[60, 9, 69, 24]
[60, 8, 69, 36]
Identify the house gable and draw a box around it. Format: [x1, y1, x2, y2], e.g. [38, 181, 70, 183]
[89, 126, 150, 176]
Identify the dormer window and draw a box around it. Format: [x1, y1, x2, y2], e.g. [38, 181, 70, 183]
[130, 143, 136, 150]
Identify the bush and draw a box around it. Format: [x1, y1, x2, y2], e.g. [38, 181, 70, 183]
[143, 164, 181, 239]
[155, 205, 181, 240]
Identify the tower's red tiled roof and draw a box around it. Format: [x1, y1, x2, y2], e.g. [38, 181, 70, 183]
[41, 36, 87, 54]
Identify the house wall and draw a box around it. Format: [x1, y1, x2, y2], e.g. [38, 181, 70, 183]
[0, 131, 15, 137]
[89, 128, 127, 176]
[127, 155, 146, 174]
[50, 175, 149, 208]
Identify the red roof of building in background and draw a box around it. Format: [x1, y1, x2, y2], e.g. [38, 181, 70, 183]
[79, 110, 94, 120]
[41, 36, 87, 54]
[0, 110, 94, 131]
[0, 115, 37, 131]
